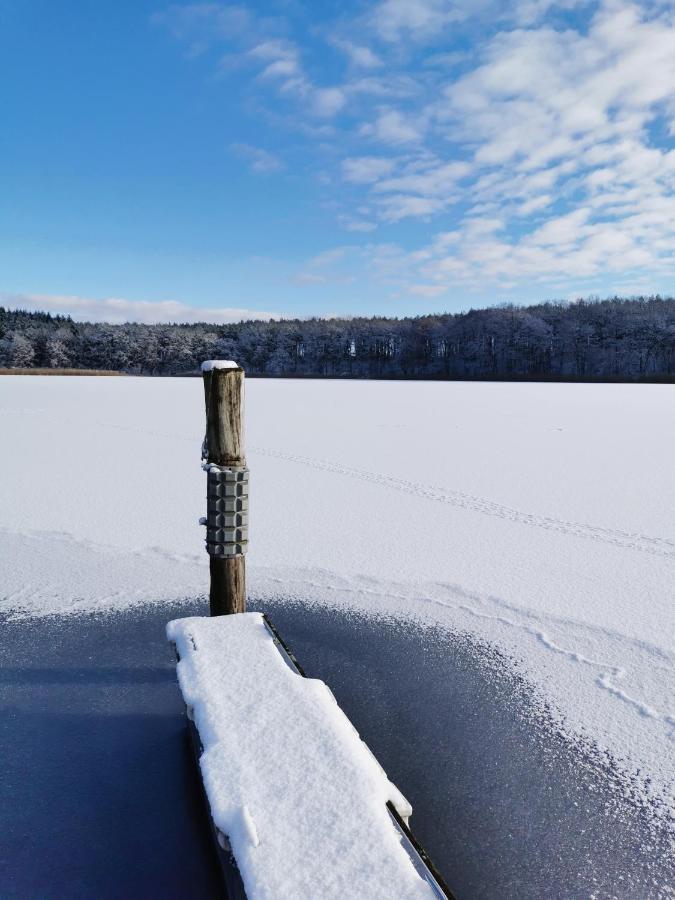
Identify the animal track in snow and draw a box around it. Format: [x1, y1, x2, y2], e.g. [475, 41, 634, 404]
[268, 567, 675, 733]
[20, 408, 673, 560]
[252, 446, 675, 560]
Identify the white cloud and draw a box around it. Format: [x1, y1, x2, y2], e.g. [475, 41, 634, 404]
[368, 0, 588, 43]
[156, 0, 675, 301]
[346, 74, 420, 99]
[291, 245, 361, 285]
[312, 87, 346, 117]
[339, 0, 675, 290]
[292, 273, 327, 285]
[370, 0, 469, 43]
[291, 271, 356, 287]
[438, 2, 675, 174]
[251, 39, 302, 83]
[511, 0, 590, 26]
[423, 50, 469, 68]
[375, 159, 470, 196]
[517, 194, 553, 215]
[342, 156, 397, 184]
[151, 3, 251, 52]
[360, 108, 424, 144]
[379, 194, 446, 222]
[1, 293, 281, 325]
[408, 283, 448, 296]
[249, 39, 348, 118]
[529, 208, 592, 247]
[344, 157, 472, 222]
[331, 38, 382, 69]
[230, 143, 283, 173]
[337, 216, 378, 232]
[306, 247, 351, 267]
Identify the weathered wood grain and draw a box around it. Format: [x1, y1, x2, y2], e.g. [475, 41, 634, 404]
[202, 367, 245, 467]
[210, 556, 246, 616]
[202, 364, 247, 615]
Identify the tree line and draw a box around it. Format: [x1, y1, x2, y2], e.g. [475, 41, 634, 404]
[1, 296, 674, 381]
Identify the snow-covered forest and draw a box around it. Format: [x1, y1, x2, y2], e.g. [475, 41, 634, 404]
[2, 296, 675, 380]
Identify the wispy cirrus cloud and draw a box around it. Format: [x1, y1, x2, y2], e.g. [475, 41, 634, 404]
[230, 142, 284, 173]
[150, 3, 252, 55]
[368, 0, 473, 43]
[291, 246, 358, 287]
[330, 37, 383, 69]
[341, 156, 397, 184]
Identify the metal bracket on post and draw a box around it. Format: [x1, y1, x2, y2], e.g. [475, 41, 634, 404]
[203, 465, 249, 557]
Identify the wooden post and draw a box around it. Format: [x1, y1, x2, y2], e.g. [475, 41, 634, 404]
[202, 362, 247, 616]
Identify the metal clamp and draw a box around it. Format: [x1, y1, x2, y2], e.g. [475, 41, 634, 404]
[203, 466, 249, 557]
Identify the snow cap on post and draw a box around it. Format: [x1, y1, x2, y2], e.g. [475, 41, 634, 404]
[201, 360, 240, 372]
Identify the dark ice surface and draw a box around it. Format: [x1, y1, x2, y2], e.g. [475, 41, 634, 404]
[0, 601, 223, 900]
[1, 598, 672, 899]
[263, 600, 674, 900]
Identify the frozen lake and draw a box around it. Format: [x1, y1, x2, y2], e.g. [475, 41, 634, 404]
[2, 599, 672, 898]
[1, 375, 673, 892]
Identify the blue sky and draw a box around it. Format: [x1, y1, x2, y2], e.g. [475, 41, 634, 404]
[2, 0, 675, 323]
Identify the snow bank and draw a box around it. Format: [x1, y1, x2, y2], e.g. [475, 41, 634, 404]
[167, 612, 434, 900]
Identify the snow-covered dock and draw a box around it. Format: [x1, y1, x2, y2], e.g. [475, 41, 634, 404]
[168, 612, 450, 899]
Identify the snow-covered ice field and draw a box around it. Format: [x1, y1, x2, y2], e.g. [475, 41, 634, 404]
[1, 375, 673, 827]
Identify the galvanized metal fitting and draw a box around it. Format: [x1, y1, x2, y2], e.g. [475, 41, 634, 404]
[203, 466, 249, 557]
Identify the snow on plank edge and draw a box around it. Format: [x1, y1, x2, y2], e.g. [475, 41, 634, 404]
[167, 612, 437, 900]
